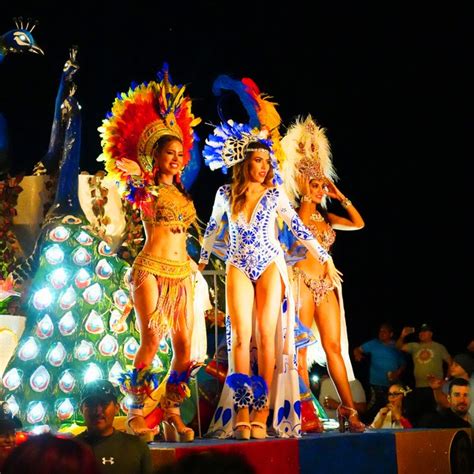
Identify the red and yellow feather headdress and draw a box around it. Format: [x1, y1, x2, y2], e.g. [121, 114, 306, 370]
[98, 64, 200, 208]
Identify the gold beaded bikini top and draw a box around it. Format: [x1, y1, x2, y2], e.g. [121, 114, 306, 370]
[141, 183, 196, 231]
[308, 221, 336, 251]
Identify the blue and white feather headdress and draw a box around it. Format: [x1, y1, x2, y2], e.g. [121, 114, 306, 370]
[203, 119, 282, 184]
[202, 75, 284, 185]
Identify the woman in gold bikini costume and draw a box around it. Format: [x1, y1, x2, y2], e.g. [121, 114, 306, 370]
[99, 65, 202, 442]
[281, 115, 366, 432]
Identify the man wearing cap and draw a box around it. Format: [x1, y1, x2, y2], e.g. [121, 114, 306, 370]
[76, 379, 153, 474]
[0, 418, 17, 471]
[397, 323, 452, 423]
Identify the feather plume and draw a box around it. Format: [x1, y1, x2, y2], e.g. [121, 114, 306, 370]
[212, 75, 284, 165]
[281, 115, 337, 206]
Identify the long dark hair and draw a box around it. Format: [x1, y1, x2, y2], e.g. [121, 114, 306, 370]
[230, 141, 274, 217]
[153, 135, 189, 196]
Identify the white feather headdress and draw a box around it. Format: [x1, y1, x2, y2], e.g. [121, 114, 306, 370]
[281, 115, 337, 207]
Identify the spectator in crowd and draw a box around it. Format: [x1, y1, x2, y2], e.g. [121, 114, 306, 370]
[1, 433, 100, 474]
[0, 401, 22, 430]
[396, 323, 452, 422]
[467, 339, 474, 353]
[369, 383, 414, 429]
[428, 352, 474, 427]
[419, 378, 471, 429]
[76, 379, 153, 474]
[354, 322, 406, 421]
[0, 419, 17, 472]
[156, 451, 256, 474]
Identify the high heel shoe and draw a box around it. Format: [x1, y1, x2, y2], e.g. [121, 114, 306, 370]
[337, 405, 365, 433]
[234, 422, 251, 440]
[126, 411, 158, 443]
[250, 407, 269, 439]
[250, 420, 267, 439]
[119, 366, 161, 442]
[160, 396, 194, 442]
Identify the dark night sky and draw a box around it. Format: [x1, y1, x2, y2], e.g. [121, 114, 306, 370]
[1, 4, 471, 355]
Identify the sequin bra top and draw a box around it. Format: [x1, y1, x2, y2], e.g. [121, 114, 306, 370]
[307, 222, 336, 251]
[141, 183, 196, 231]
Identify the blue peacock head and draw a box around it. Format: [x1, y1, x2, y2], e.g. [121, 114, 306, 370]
[0, 17, 44, 62]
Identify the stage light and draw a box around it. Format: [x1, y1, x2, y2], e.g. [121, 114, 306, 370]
[83, 283, 103, 305]
[108, 361, 124, 385]
[85, 310, 105, 334]
[30, 365, 51, 392]
[59, 370, 76, 393]
[45, 244, 64, 265]
[83, 363, 103, 383]
[59, 286, 77, 310]
[49, 268, 69, 289]
[74, 340, 94, 361]
[56, 399, 74, 421]
[18, 337, 40, 361]
[47, 342, 67, 367]
[95, 258, 113, 279]
[123, 337, 139, 360]
[98, 334, 119, 357]
[58, 311, 77, 336]
[27, 402, 46, 424]
[36, 314, 54, 339]
[33, 287, 53, 310]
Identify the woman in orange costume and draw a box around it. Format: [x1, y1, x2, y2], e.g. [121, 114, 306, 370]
[99, 65, 204, 442]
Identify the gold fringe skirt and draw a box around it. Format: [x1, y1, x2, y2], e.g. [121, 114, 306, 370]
[131, 252, 192, 335]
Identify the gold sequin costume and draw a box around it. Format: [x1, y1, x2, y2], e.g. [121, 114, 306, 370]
[132, 184, 197, 335]
[141, 183, 197, 230]
[294, 219, 336, 305]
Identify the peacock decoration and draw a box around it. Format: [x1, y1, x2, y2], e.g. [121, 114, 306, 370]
[0, 18, 43, 293]
[0, 17, 44, 176]
[0, 48, 172, 433]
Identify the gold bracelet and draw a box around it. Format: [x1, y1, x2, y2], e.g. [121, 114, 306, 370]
[301, 195, 312, 203]
[341, 198, 352, 208]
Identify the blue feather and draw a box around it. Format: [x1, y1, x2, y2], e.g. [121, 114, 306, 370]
[250, 375, 268, 400]
[212, 75, 259, 127]
[226, 373, 251, 390]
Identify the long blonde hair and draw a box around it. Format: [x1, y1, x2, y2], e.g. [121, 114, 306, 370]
[230, 142, 274, 217]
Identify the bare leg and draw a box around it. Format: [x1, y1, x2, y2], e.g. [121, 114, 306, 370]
[165, 276, 194, 435]
[226, 265, 255, 429]
[296, 280, 316, 389]
[253, 263, 283, 426]
[313, 290, 355, 408]
[314, 290, 366, 432]
[133, 273, 161, 368]
[127, 273, 161, 438]
[170, 276, 194, 373]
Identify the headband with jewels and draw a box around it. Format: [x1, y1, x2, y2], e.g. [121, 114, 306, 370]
[97, 63, 201, 208]
[203, 119, 282, 184]
[280, 115, 338, 206]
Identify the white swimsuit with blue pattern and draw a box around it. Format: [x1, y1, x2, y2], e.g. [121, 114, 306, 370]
[200, 185, 332, 439]
[199, 185, 329, 278]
